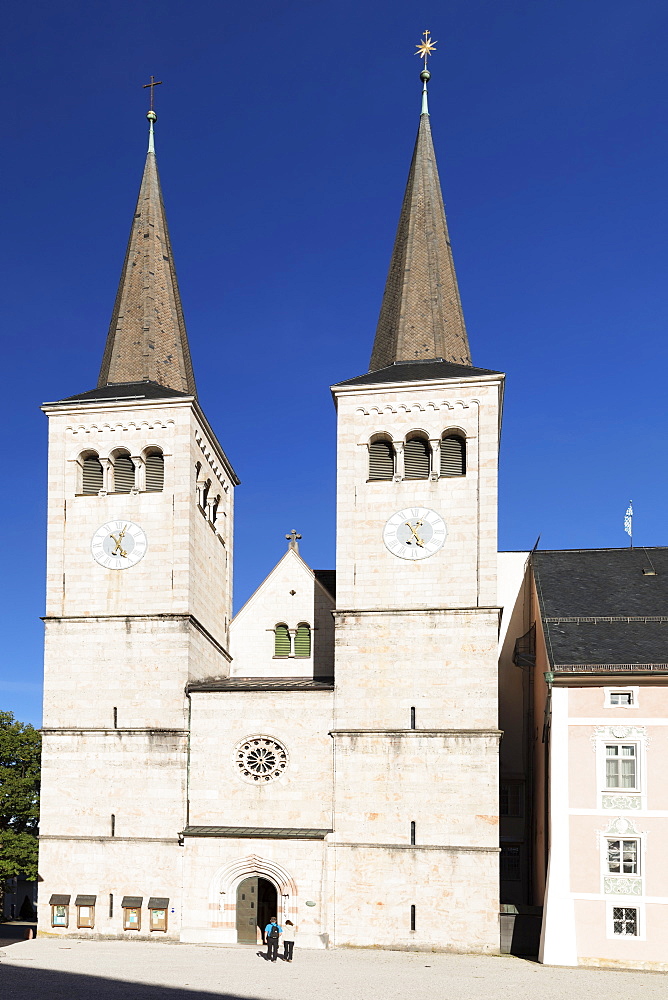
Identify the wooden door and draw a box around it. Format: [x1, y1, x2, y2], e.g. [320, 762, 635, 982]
[236, 877, 259, 943]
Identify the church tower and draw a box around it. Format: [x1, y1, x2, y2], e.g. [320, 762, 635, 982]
[38, 108, 237, 938]
[330, 47, 504, 951]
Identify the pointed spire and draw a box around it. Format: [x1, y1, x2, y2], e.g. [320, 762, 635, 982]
[369, 42, 472, 372]
[97, 108, 197, 395]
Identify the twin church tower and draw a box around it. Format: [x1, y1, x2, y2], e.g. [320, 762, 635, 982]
[39, 54, 505, 950]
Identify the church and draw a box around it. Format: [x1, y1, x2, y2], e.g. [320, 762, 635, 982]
[37, 50, 668, 969]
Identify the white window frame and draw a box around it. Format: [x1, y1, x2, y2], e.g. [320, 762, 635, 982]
[606, 901, 644, 940]
[595, 729, 647, 809]
[604, 836, 641, 876]
[604, 742, 639, 792]
[604, 687, 638, 709]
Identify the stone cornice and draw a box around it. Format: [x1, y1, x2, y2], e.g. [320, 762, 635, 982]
[330, 729, 502, 739]
[334, 606, 501, 617]
[39, 835, 181, 843]
[331, 373, 504, 399]
[41, 728, 188, 736]
[330, 842, 499, 853]
[42, 613, 232, 662]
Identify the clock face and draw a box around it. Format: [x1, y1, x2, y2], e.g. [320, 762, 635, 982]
[383, 506, 447, 560]
[91, 520, 147, 570]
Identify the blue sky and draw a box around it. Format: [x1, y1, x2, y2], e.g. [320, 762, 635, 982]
[2, 0, 667, 726]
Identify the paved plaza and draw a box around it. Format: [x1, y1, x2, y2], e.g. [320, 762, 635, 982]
[1, 937, 667, 1000]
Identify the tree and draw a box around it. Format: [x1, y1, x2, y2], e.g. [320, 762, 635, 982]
[0, 712, 41, 889]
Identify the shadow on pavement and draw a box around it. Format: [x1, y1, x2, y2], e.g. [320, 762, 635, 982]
[0, 964, 265, 1000]
[0, 922, 37, 947]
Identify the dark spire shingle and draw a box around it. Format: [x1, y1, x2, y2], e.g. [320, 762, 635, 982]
[369, 111, 472, 372]
[97, 124, 196, 394]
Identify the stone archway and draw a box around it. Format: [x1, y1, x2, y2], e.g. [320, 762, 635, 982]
[210, 854, 298, 941]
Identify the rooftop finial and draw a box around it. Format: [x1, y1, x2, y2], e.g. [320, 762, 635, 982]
[415, 29, 436, 116]
[285, 529, 302, 553]
[143, 75, 163, 153]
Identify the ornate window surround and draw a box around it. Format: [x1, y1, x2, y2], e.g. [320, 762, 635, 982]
[598, 816, 645, 900]
[592, 726, 648, 811]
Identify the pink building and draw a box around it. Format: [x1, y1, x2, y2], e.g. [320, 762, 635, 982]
[501, 547, 668, 971]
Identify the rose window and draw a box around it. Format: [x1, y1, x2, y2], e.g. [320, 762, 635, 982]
[235, 737, 288, 783]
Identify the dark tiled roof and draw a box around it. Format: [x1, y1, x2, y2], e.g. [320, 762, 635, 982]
[314, 569, 336, 598]
[54, 380, 192, 404]
[369, 114, 472, 370]
[187, 677, 334, 693]
[182, 826, 332, 840]
[534, 548, 668, 672]
[121, 896, 143, 908]
[148, 897, 169, 909]
[97, 147, 197, 394]
[333, 358, 500, 388]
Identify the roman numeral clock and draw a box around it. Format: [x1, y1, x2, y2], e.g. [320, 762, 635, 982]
[91, 520, 148, 570]
[382, 506, 447, 560]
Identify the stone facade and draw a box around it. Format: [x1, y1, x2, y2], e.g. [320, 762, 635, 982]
[38, 81, 505, 953]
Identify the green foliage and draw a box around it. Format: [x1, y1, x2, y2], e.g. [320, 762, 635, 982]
[0, 830, 39, 883]
[0, 712, 41, 884]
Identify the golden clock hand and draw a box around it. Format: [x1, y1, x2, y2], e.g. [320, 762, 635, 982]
[405, 522, 425, 547]
[109, 533, 128, 557]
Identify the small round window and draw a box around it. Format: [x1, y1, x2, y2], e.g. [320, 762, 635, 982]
[235, 736, 289, 783]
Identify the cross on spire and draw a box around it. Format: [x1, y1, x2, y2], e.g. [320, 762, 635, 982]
[143, 75, 163, 112]
[415, 29, 437, 70]
[286, 529, 302, 552]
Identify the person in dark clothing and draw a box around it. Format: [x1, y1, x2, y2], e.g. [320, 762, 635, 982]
[282, 919, 295, 961]
[265, 917, 282, 962]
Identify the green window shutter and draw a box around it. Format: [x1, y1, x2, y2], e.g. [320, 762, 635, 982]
[440, 436, 466, 476]
[404, 438, 430, 479]
[145, 453, 164, 491]
[274, 625, 291, 657]
[82, 456, 103, 494]
[294, 623, 311, 658]
[114, 455, 135, 493]
[369, 440, 394, 480]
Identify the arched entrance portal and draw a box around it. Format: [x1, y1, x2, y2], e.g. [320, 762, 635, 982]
[236, 876, 277, 944]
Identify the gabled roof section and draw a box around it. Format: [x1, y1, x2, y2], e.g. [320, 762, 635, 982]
[97, 115, 197, 395]
[533, 548, 668, 674]
[333, 358, 499, 390]
[369, 77, 472, 372]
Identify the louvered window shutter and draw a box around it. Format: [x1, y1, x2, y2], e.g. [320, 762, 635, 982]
[369, 440, 394, 480]
[82, 456, 103, 495]
[145, 453, 164, 491]
[294, 624, 311, 658]
[113, 455, 135, 493]
[440, 436, 466, 476]
[274, 625, 291, 657]
[404, 438, 430, 479]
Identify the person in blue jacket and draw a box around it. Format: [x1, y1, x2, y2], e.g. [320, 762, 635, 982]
[265, 917, 282, 962]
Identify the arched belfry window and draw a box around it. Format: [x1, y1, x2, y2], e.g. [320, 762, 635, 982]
[82, 454, 103, 495]
[440, 435, 466, 477]
[113, 453, 135, 493]
[369, 439, 394, 481]
[145, 450, 164, 492]
[404, 437, 430, 480]
[274, 624, 291, 658]
[294, 623, 311, 658]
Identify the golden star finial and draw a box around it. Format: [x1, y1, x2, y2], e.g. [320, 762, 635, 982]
[415, 29, 437, 69]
